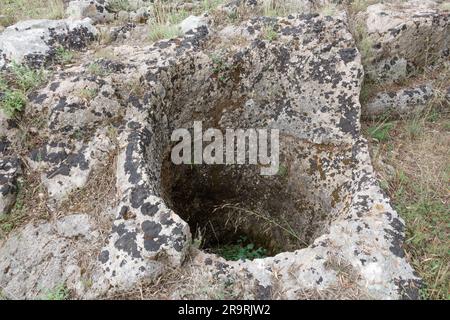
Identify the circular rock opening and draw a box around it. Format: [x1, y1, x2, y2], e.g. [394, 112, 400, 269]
[161, 159, 328, 257]
[147, 47, 355, 259]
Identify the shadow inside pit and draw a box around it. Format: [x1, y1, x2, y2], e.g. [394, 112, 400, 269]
[160, 150, 328, 259]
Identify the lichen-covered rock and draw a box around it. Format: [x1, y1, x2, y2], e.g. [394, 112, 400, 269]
[0, 214, 99, 299]
[363, 83, 436, 118]
[179, 15, 209, 34]
[88, 14, 417, 298]
[0, 112, 19, 153]
[27, 129, 114, 205]
[0, 3, 421, 300]
[66, 0, 114, 24]
[0, 18, 98, 69]
[26, 68, 123, 136]
[356, 0, 449, 83]
[130, 7, 150, 23]
[0, 156, 21, 215]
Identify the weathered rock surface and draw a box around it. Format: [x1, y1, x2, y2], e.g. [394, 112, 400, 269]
[356, 0, 449, 83]
[0, 1, 422, 300]
[179, 15, 209, 34]
[363, 83, 436, 118]
[27, 129, 114, 205]
[0, 214, 100, 299]
[90, 14, 418, 298]
[0, 157, 21, 215]
[66, 0, 114, 24]
[0, 18, 98, 69]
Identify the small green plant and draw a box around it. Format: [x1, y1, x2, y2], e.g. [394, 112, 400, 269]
[210, 53, 231, 83]
[55, 46, 74, 65]
[42, 283, 70, 300]
[0, 214, 14, 234]
[227, 11, 239, 23]
[168, 9, 189, 25]
[353, 22, 374, 66]
[262, 25, 278, 42]
[215, 237, 267, 261]
[13, 180, 24, 212]
[277, 165, 288, 177]
[10, 62, 46, 92]
[444, 121, 450, 131]
[87, 62, 108, 77]
[77, 88, 98, 101]
[426, 108, 440, 122]
[1, 90, 27, 117]
[149, 24, 182, 42]
[107, 0, 132, 12]
[368, 122, 394, 142]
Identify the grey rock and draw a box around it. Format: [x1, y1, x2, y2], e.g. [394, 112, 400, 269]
[130, 7, 150, 23]
[363, 83, 435, 118]
[356, 0, 450, 83]
[0, 214, 97, 299]
[66, 0, 114, 24]
[0, 7, 420, 300]
[179, 15, 209, 34]
[0, 18, 97, 69]
[27, 129, 114, 205]
[0, 157, 21, 215]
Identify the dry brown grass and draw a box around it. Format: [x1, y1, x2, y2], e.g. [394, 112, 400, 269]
[105, 249, 249, 300]
[57, 152, 118, 231]
[0, 0, 65, 27]
[365, 109, 449, 299]
[294, 255, 371, 300]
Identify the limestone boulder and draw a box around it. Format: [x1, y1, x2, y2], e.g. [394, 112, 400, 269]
[363, 83, 436, 118]
[0, 214, 100, 299]
[356, 0, 450, 83]
[0, 18, 97, 69]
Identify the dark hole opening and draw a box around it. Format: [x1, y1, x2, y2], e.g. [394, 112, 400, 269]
[160, 149, 328, 260]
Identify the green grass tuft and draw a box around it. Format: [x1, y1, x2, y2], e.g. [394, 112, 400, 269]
[149, 24, 182, 42]
[10, 62, 46, 92]
[42, 284, 70, 300]
[55, 47, 75, 65]
[0, 0, 65, 27]
[0, 90, 26, 117]
[368, 122, 394, 142]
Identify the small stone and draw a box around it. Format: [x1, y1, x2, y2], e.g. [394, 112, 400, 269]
[179, 15, 208, 34]
[117, 11, 130, 22]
